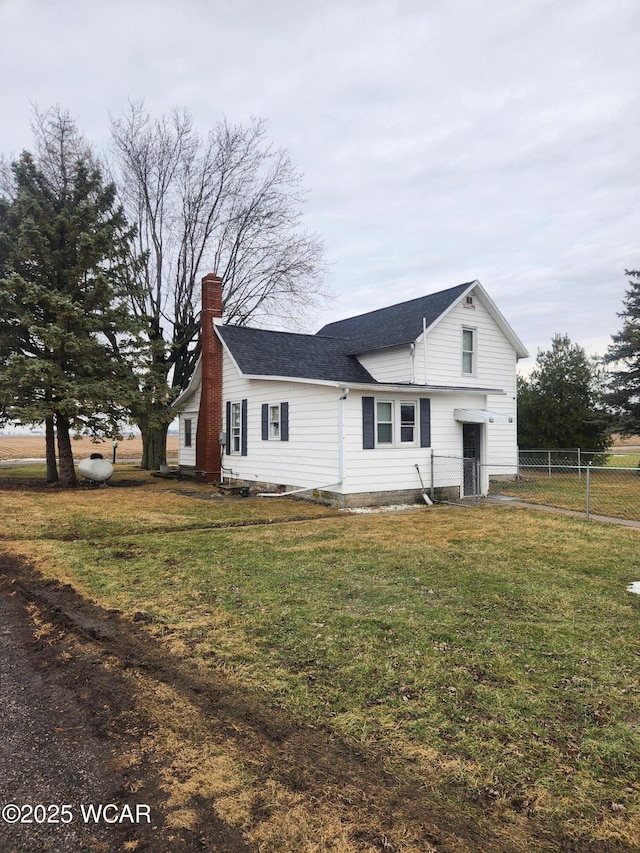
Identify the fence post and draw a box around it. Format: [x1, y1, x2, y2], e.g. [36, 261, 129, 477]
[586, 463, 591, 522]
[430, 449, 435, 503]
[548, 450, 552, 478]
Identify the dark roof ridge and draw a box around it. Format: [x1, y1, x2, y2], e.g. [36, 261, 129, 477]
[316, 280, 477, 352]
[319, 280, 475, 328]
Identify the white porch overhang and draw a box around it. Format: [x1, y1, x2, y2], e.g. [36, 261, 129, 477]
[454, 408, 513, 424]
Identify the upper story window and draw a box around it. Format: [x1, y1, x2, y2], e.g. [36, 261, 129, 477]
[462, 327, 475, 375]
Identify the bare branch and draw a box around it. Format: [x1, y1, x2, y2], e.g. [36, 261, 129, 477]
[108, 105, 330, 393]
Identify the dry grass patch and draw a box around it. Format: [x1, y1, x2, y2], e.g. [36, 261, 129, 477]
[2, 478, 640, 850]
[0, 464, 338, 541]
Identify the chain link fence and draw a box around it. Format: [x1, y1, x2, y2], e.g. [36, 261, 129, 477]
[431, 451, 640, 523]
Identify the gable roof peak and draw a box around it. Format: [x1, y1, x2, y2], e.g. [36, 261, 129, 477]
[316, 280, 478, 353]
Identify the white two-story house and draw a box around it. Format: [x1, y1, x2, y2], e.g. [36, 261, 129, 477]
[174, 275, 528, 506]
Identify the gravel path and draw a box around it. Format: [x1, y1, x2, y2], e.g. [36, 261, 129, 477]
[0, 583, 153, 853]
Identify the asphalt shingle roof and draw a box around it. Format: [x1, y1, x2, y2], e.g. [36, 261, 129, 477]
[317, 281, 473, 352]
[217, 325, 376, 384]
[217, 282, 480, 383]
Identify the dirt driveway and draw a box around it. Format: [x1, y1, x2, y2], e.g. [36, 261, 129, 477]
[0, 553, 251, 853]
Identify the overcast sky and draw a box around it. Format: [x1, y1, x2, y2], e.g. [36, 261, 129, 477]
[1, 0, 638, 371]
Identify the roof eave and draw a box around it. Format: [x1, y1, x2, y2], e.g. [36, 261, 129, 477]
[239, 375, 505, 395]
[172, 358, 202, 409]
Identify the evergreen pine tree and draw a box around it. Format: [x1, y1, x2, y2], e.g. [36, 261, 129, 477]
[518, 334, 610, 452]
[0, 132, 141, 485]
[605, 271, 640, 436]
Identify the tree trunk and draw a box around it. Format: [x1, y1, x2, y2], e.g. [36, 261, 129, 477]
[140, 421, 170, 470]
[55, 413, 77, 487]
[45, 415, 58, 483]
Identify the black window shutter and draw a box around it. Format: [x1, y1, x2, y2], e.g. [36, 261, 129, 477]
[261, 404, 269, 441]
[362, 396, 375, 449]
[225, 401, 231, 455]
[419, 398, 431, 448]
[281, 402, 289, 441]
[241, 399, 248, 456]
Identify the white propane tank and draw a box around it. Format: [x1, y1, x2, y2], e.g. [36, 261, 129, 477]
[78, 457, 114, 483]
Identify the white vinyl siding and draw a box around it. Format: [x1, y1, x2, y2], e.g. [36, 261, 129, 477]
[357, 345, 413, 383]
[417, 291, 518, 465]
[178, 395, 200, 467]
[222, 351, 339, 488]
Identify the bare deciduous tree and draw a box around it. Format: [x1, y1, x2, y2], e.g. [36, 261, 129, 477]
[110, 103, 329, 469]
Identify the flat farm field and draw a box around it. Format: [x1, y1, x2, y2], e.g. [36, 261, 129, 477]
[0, 433, 179, 462]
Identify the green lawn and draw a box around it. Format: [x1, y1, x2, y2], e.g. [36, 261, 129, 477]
[2, 471, 639, 850]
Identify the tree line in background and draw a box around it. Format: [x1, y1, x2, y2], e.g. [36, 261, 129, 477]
[0, 106, 328, 485]
[517, 271, 640, 453]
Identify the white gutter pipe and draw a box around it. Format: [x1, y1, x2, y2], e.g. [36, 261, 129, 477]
[338, 387, 349, 485]
[423, 317, 428, 385]
[258, 482, 342, 498]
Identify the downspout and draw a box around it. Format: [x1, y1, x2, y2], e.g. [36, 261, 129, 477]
[422, 317, 428, 385]
[258, 387, 350, 500]
[338, 387, 350, 486]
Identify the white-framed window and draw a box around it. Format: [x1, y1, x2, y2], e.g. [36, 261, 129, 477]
[261, 402, 289, 442]
[375, 399, 417, 446]
[230, 401, 242, 454]
[462, 327, 475, 375]
[400, 402, 416, 443]
[184, 418, 192, 448]
[376, 401, 393, 444]
[363, 397, 428, 450]
[269, 404, 280, 439]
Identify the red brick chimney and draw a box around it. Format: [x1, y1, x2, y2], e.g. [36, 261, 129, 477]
[195, 273, 223, 483]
